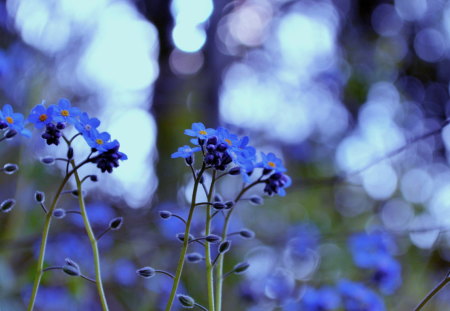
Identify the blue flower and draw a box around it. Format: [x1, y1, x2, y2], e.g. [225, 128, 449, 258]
[84, 129, 117, 153]
[371, 257, 402, 295]
[184, 122, 216, 140]
[171, 145, 201, 159]
[301, 286, 340, 311]
[216, 127, 239, 148]
[28, 103, 54, 129]
[339, 280, 386, 311]
[74, 112, 100, 137]
[257, 152, 286, 173]
[349, 232, 396, 268]
[51, 98, 80, 124]
[0, 104, 30, 137]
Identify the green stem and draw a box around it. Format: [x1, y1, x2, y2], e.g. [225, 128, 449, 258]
[415, 271, 450, 311]
[71, 160, 109, 311]
[165, 165, 205, 311]
[214, 179, 263, 311]
[27, 172, 74, 311]
[205, 170, 216, 311]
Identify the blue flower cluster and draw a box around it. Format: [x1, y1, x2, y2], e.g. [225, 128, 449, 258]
[171, 122, 291, 196]
[27, 99, 127, 173]
[349, 231, 402, 294]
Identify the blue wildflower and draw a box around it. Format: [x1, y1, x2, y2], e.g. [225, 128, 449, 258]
[216, 127, 239, 148]
[51, 98, 80, 124]
[0, 104, 30, 136]
[257, 152, 286, 173]
[184, 122, 216, 141]
[371, 257, 402, 295]
[28, 103, 54, 129]
[171, 145, 201, 159]
[301, 286, 340, 311]
[84, 129, 117, 153]
[339, 280, 386, 311]
[349, 232, 396, 268]
[74, 112, 100, 137]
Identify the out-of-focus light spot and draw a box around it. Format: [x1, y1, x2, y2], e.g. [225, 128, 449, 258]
[409, 213, 440, 249]
[264, 268, 295, 301]
[103, 108, 156, 207]
[169, 49, 204, 75]
[283, 242, 320, 280]
[362, 163, 397, 200]
[171, 0, 213, 25]
[172, 23, 206, 53]
[400, 169, 433, 203]
[59, 0, 109, 24]
[429, 184, 450, 227]
[246, 247, 277, 280]
[381, 199, 414, 231]
[10, 0, 71, 54]
[77, 2, 158, 91]
[414, 28, 446, 63]
[228, 1, 273, 47]
[372, 4, 403, 37]
[395, 0, 427, 21]
[441, 124, 450, 153]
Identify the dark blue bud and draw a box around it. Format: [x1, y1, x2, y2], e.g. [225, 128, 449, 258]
[67, 147, 74, 160]
[262, 168, 273, 175]
[65, 257, 80, 270]
[213, 202, 226, 210]
[159, 210, 172, 219]
[40, 156, 55, 165]
[4, 129, 17, 139]
[53, 208, 66, 219]
[34, 191, 45, 203]
[109, 217, 123, 230]
[3, 163, 18, 175]
[185, 155, 193, 166]
[136, 266, 155, 278]
[198, 138, 205, 146]
[214, 194, 223, 202]
[207, 136, 218, 145]
[56, 122, 66, 130]
[228, 167, 241, 175]
[0, 121, 7, 129]
[218, 240, 231, 254]
[177, 233, 194, 242]
[216, 143, 228, 152]
[186, 252, 203, 263]
[224, 201, 234, 209]
[205, 154, 215, 164]
[62, 258, 80, 276]
[205, 234, 221, 243]
[239, 229, 255, 239]
[233, 261, 250, 274]
[177, 294, 195, 308]
[0, 198, 15, 213]
[89, 175, 98, 182]
[206, 144, 216, 152]
[270, 173, 282, 180]
[249, 195, 264, 206]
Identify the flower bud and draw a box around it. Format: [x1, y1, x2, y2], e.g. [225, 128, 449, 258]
[186, 252, 203, 263]
[89, 175, 98, 182]
[185, 156, 193, 166]
[136, 266, 155, 278]
[0, 198, 15, 213]
[67, 147, 74, 160]
[0, 121, 7, 129]
[176, 233, 194, 242]
[34, 191, 45, 203]
[53, 208, 66, 219]
[159, 210, 172, 219]
[206, 136, 218, 145]
[224, 201, 234, 209]
[109, 217, 123, 230]
[228, 167, 241, 175]
[62, 258, 80, 276]
[205, 234, 221, 243]
[216, 143, 227, 152]
[214, 194, 223, 202]
[249, 195, 264, 206]
[218, 240, 231, 254]
[40, 156, 55, 165]
[213, 202, 226, 210]
[3, 163, 18, 175]
[177, 294, 195, 308]
[239, 229, 255, 239]
[65, 257, 80, 270]
[233, 261, 250, 274]
[56, 122, 66, 130]
[4, 129, 17, 139]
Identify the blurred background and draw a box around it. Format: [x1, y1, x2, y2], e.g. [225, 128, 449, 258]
[1, 0, 450, 310]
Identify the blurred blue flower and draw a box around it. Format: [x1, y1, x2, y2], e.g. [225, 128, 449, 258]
[339, 280, 386, 311]
[51, 98, 80, 124]
[257, 152, 286, 173]
[114, 259, 137, 287]
[287, 223, 320, 256]
[371, 257, 402, 295]
[184, 122, 216, 140]
[28, 103, 54, 129]
[0, 104, 30, 136]
[349, 231, 396, 268]
[301, 286, 341, 311]
[171, 145, 201, 159]
[216, 127, 239, 147]
[74, 112, 100, 137]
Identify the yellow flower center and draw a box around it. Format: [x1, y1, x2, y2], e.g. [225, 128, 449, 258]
[225, 138, 232, 146]
[96, 139, 104, 145]
[5, 116, 13, 124]
[39, 114, 48, 121]
[61, 110, 70, 117]
[199, 130, 207, 135]
[268, 161, 276, 168]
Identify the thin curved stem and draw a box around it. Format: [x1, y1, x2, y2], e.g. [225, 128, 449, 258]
[71, 160, 109, 310]
[164, 164, 206, 311]
[415, 271, 450, 311]
[155, 270, 175, 279]
[205, 170, 216, 311]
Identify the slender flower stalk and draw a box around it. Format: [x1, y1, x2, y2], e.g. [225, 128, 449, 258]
[415, 271, 450, 311]
[205, 170, 217, 311]
[71, 160, 109, 311]
[164, 165, 206, 311]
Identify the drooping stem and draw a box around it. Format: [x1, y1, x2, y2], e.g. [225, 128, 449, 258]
[214, 179, 263, 311]
[165, 165, 206, 311]
[71, 160, 109, 311]
[205, 170, 216, 311]
[415, 271, 450, 311]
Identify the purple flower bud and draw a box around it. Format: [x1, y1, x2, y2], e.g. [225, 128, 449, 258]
[53, 208, 66, 219]
[186, 252, 203, 263]
[233, 261, 250, 274]
[249, 195, 264, 206]
[224, 201, 234, 209]
[205, 234, 221, 243]
[239, 229, 255, 239]
[218, 240, 231, 254]
[0, 198, 15, 213]
[109, 217, 123, 230]
[67, 147, 74, 160]
[213, 202, 226, 210]
[40, 156, 55, 165]
[3, 163, 18, 175]
[228, 167, 241, 175]
[136, 266, 155, 278]
[177, 294, 195, 308]
[34, 191, 45, 203]
[4, 129, 17, 139]
[159, 210, 172, 219]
